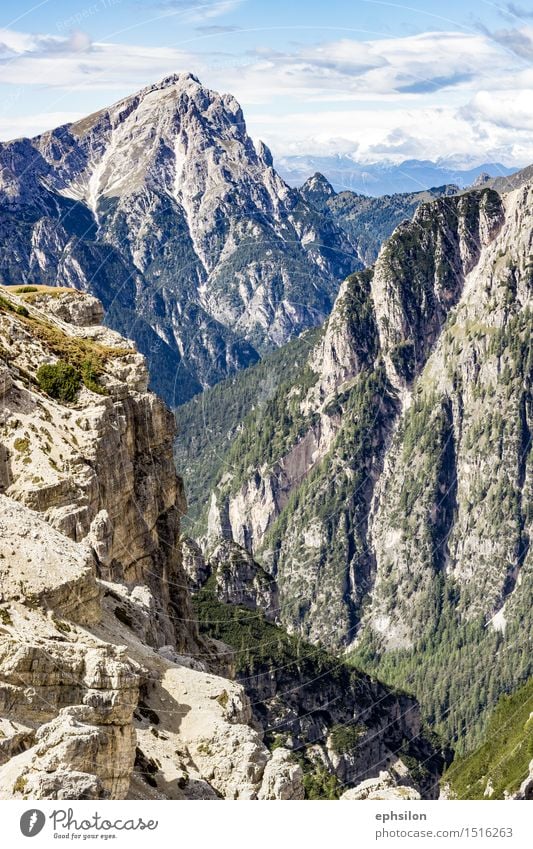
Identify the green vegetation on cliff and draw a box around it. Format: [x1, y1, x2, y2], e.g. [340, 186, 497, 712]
[175, 328, 320, 531]
[444, 677, 533, 799]
[193, 579, 442, 799]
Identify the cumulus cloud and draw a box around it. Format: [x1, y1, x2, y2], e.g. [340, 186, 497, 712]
[466, 89, 533, 131]
[0, 26, 197, 90]
[247, 97, 533, 167]
[0, 22, 531, 166]
[198, 30, 515, 111]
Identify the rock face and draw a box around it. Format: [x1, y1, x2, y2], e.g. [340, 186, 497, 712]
[205, 180, 532, 749]
[0, 75, 358, 406]
[0, 284, 193, 651]
[183, 536, 279, 622]
[258, 749, 305, 800]
[0, 287, 304, 799]
[210, 539, 279, 622]
[0, 286, 438, 800]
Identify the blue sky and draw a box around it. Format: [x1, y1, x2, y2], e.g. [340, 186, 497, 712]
[1, 0, 532, 165]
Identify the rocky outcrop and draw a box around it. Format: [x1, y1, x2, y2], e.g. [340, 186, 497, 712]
[341, 770, 421, 800]
[182, 536, 211, 590]
[0, 284, 194, 651]
[516, 761, 533, 800]
[184, 536, 279, 622]
[0, 287, 317, 800]
[21, 288, 105, 327]
[258, 748, 305, 800]
[210, 540, 279, 622]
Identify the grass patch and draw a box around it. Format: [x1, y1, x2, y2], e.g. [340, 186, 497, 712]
[0, 608, 13, 626]
[12, 775, 27, 795]
[24, 317, 130, 373]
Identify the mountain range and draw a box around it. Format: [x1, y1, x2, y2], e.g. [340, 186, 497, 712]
[0, 283, 443, 800]
[277, 155, 518, 196]
[0, 74, 360, 405]
[0, 74, 506, 407]
[0, 73, 531, 801]
[186, 173, 533, 763]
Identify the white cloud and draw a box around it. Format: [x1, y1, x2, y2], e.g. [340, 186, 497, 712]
[0, 111, 84, 140]
[156, 0, 244, 22]
[0, 23, 531, 166]
[467, 89, 533, 131]
[246, 101, 533, 167]
[0, 27, 198, 90]
[218, 32, 510, 102]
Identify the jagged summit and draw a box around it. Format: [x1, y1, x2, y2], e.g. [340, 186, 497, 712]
[305, 171, 336, 191]
[0, 76, 358, 405]
[300, 171, 337, 205]
[155, 71, 202, 89]
[471, 171, 492, 188]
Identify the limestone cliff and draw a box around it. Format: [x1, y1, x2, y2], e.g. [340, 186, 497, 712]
[0, 285, 438, 799]
[0, 286, 300, 799]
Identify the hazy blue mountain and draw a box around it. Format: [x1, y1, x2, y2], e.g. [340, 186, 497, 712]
[278, 155, 517, 196]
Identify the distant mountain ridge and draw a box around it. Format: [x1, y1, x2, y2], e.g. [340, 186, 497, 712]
[278, 155, 517, 196]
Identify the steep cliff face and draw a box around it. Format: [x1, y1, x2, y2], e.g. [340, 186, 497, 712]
[0, 285, 439, 800]
[361, 182, 532, 750]
[205, 181, 532, 750]
[0, 284, 192, 650]
[0, 75, 358, 405]
[370, 183, 529, 644]
[0, 286, 299, 800]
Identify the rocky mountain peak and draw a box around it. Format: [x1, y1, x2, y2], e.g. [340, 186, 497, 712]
[45, 72, 261, 210]
[471, 171, 492, 188]
[0, 76, 360, 405]
[300, 171, 337, 208]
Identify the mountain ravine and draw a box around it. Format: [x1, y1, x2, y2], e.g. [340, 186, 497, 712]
[0, 73, 359, 407]
[0, 284, 442, 799]
[206, 178, 532, 756]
